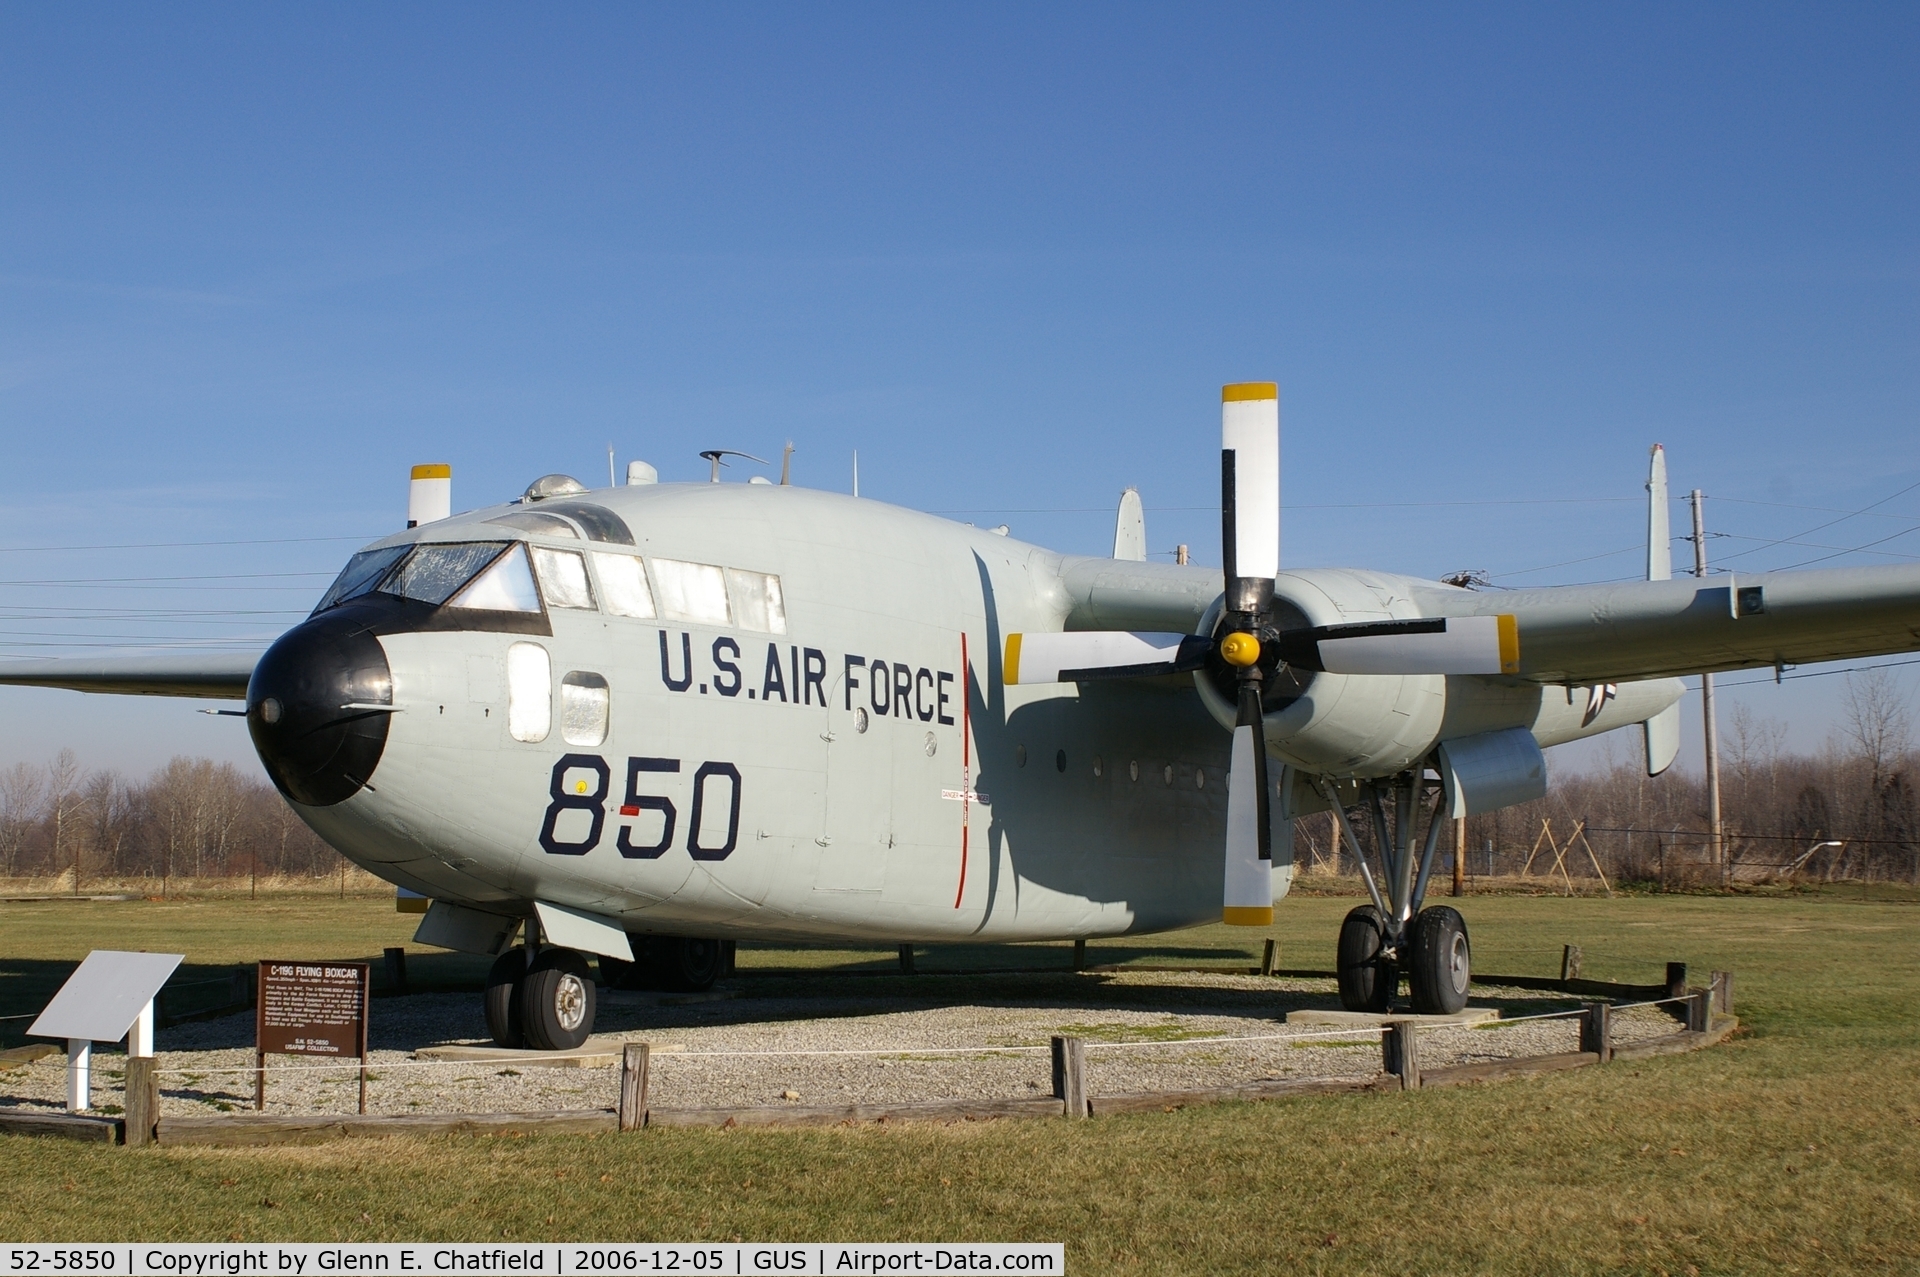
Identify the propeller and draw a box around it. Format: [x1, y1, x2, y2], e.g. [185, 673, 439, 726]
[998, 381, 1524, 928]
[1218, 383, 1281, 926]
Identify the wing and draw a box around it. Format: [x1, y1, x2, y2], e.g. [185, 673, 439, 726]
[0, 652, 261, 699]
[1416, 563, 1920, 684]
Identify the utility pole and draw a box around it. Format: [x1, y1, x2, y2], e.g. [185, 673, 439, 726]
[1690, 490, 1725, 869]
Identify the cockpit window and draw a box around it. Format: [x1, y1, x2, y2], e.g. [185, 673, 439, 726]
[486, 511, 579, 538]
[450, 543, 541, 612]
[532, 546, 596, 610]
[314, 545, 411, 612]
[381, 542, 511, 606]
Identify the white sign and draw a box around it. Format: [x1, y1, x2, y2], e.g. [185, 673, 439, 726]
[29, 950, 183, 1043]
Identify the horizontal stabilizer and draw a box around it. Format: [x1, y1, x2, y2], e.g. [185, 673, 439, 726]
[1003, 631, 1209, 684]
[0, 652, 260, 699]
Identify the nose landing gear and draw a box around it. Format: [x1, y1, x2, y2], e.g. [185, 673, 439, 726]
[1316, 766, 1472, 1015]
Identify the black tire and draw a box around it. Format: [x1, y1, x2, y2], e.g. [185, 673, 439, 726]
[1337, 905, 1395, 1012]
[518, 948, 597, 1051]
[484, 948, 528, 1048]
[653, 937, 725, 992]
[1407, 906, 1472, 1015]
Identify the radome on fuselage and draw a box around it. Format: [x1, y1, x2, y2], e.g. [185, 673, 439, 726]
[278, 476, 1664, 947]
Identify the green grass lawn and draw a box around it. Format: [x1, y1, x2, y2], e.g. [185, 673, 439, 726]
[4, 887, 1918, 1273]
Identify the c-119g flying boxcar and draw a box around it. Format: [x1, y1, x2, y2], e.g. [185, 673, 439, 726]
[6, 387, 1917, 1049]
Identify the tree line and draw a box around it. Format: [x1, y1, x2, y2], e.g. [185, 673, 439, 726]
[0, 750, 350, 890]
[1301, 670, 1920, 886]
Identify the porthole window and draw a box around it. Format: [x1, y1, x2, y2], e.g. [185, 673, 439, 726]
[506, 642, 552, 743]
[1093, 756, 1104, 778]
[923, 732, 938, 757]
[561, 671, 610, 747]
[854, 706, 870, 734]
[1055, 749, 1067, 773]
[1163, 763, 1174, 787]
[1015, 744, 1027, 768]
[1195, 768, 1206, 790]
[1129, 760, 1139, 783]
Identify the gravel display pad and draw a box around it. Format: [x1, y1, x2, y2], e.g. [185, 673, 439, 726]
[0, 971, 1684, 1119]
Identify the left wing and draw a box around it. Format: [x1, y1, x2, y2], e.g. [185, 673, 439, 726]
[0, 653, 261, 699]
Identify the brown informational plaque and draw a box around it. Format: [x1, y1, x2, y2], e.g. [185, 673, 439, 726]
[254, 961, 371, 1112]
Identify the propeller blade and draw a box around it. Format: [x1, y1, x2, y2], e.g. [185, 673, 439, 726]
[1221, 382, 1279, 613]
[1002, 631, 1211, 684]
[1222, 679, 1273, 926]
[1277, 614, 1520, 676]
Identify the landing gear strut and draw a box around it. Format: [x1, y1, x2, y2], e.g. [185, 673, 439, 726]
[1316, 765, 1472, 1015]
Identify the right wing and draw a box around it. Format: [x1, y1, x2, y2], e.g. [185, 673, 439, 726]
[0, 653, 261, 700]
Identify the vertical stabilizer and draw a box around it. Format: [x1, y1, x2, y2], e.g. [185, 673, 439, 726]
[1113, 487, 1147, 561]
[1646, 444, 1671, 581]
[1642, 443, 1679, 773]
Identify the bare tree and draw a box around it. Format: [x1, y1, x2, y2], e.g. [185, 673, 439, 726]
[0, 763, 43, 879]
[45, 748, 89, 893]
[1843, 669, 1913, 790]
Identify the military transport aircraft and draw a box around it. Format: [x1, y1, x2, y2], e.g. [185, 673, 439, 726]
[5, 384, 1918, 1050]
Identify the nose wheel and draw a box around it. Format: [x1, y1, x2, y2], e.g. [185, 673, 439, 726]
[483, 946, 598, 1050]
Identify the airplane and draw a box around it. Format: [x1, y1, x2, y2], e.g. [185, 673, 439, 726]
[5, 384, 1918, 1051]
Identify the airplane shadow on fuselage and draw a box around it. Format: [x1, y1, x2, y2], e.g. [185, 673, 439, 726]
[961, 552, 1234, 935]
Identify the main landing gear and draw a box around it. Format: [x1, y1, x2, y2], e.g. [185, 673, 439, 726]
[484, 934, 735, 1050]
[1315, 766, 1473, 1015]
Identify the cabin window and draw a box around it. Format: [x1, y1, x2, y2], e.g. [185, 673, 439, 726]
[592, 552, 656, 619]
[450, 543, 541, 612]
[507, 642, 552, 742]
[382, 542, 511, 606]
[561, 671, 610, 747]
[651, 559, 731, 625]
[314, 544, 410, 612]
[532, 547, 596, 610]
[725, 568, 788, 634]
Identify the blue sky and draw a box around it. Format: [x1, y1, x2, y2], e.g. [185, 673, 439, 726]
[2, 3, 1915, 777]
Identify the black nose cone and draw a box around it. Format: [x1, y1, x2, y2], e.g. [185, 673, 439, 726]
[248, 609, 393, 806]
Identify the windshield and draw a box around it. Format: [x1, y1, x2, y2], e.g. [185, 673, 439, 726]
[379, 542, 512, 605]
[314, 541, 525, 614]
[314, 545, 410, 612]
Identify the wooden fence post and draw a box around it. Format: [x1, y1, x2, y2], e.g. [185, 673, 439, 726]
[1579, 1002, 1611, 1063]
[1710, 970, 1733, 1014]
[1561, 945, 1583, 981]
[1687, 989, 1710, 1033]
[1260, 939, 1278, 977]
[1051, 1036, 1087, 1118]
[897, 944, 916, 975]
[1382, 1021, 1420, 1090]
[383, 947, 409, 995]
[123, 1056, 159, 1147]
[618, 1043, 650, 1132]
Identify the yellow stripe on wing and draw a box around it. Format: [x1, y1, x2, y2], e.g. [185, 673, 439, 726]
[1497, 614, 1520, 675]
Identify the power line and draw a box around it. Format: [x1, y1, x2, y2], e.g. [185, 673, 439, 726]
[0, 534, 380, 554]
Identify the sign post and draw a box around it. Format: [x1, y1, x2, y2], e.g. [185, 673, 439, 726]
[255, 961, 372, 1114]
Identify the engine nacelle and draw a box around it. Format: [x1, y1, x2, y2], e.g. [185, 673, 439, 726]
[1193, 568, 1685, 778]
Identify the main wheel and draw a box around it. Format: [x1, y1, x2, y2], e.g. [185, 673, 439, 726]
[652, 936, 725, 992]
[484, 948, 529, 1048]
[518, 948, 597, 1050]
[1336, 905, 1395, 1012]
[1407, 906, 1472, 1015]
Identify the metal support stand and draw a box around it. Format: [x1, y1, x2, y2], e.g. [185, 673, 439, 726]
[66, 1039, 91, 1112]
